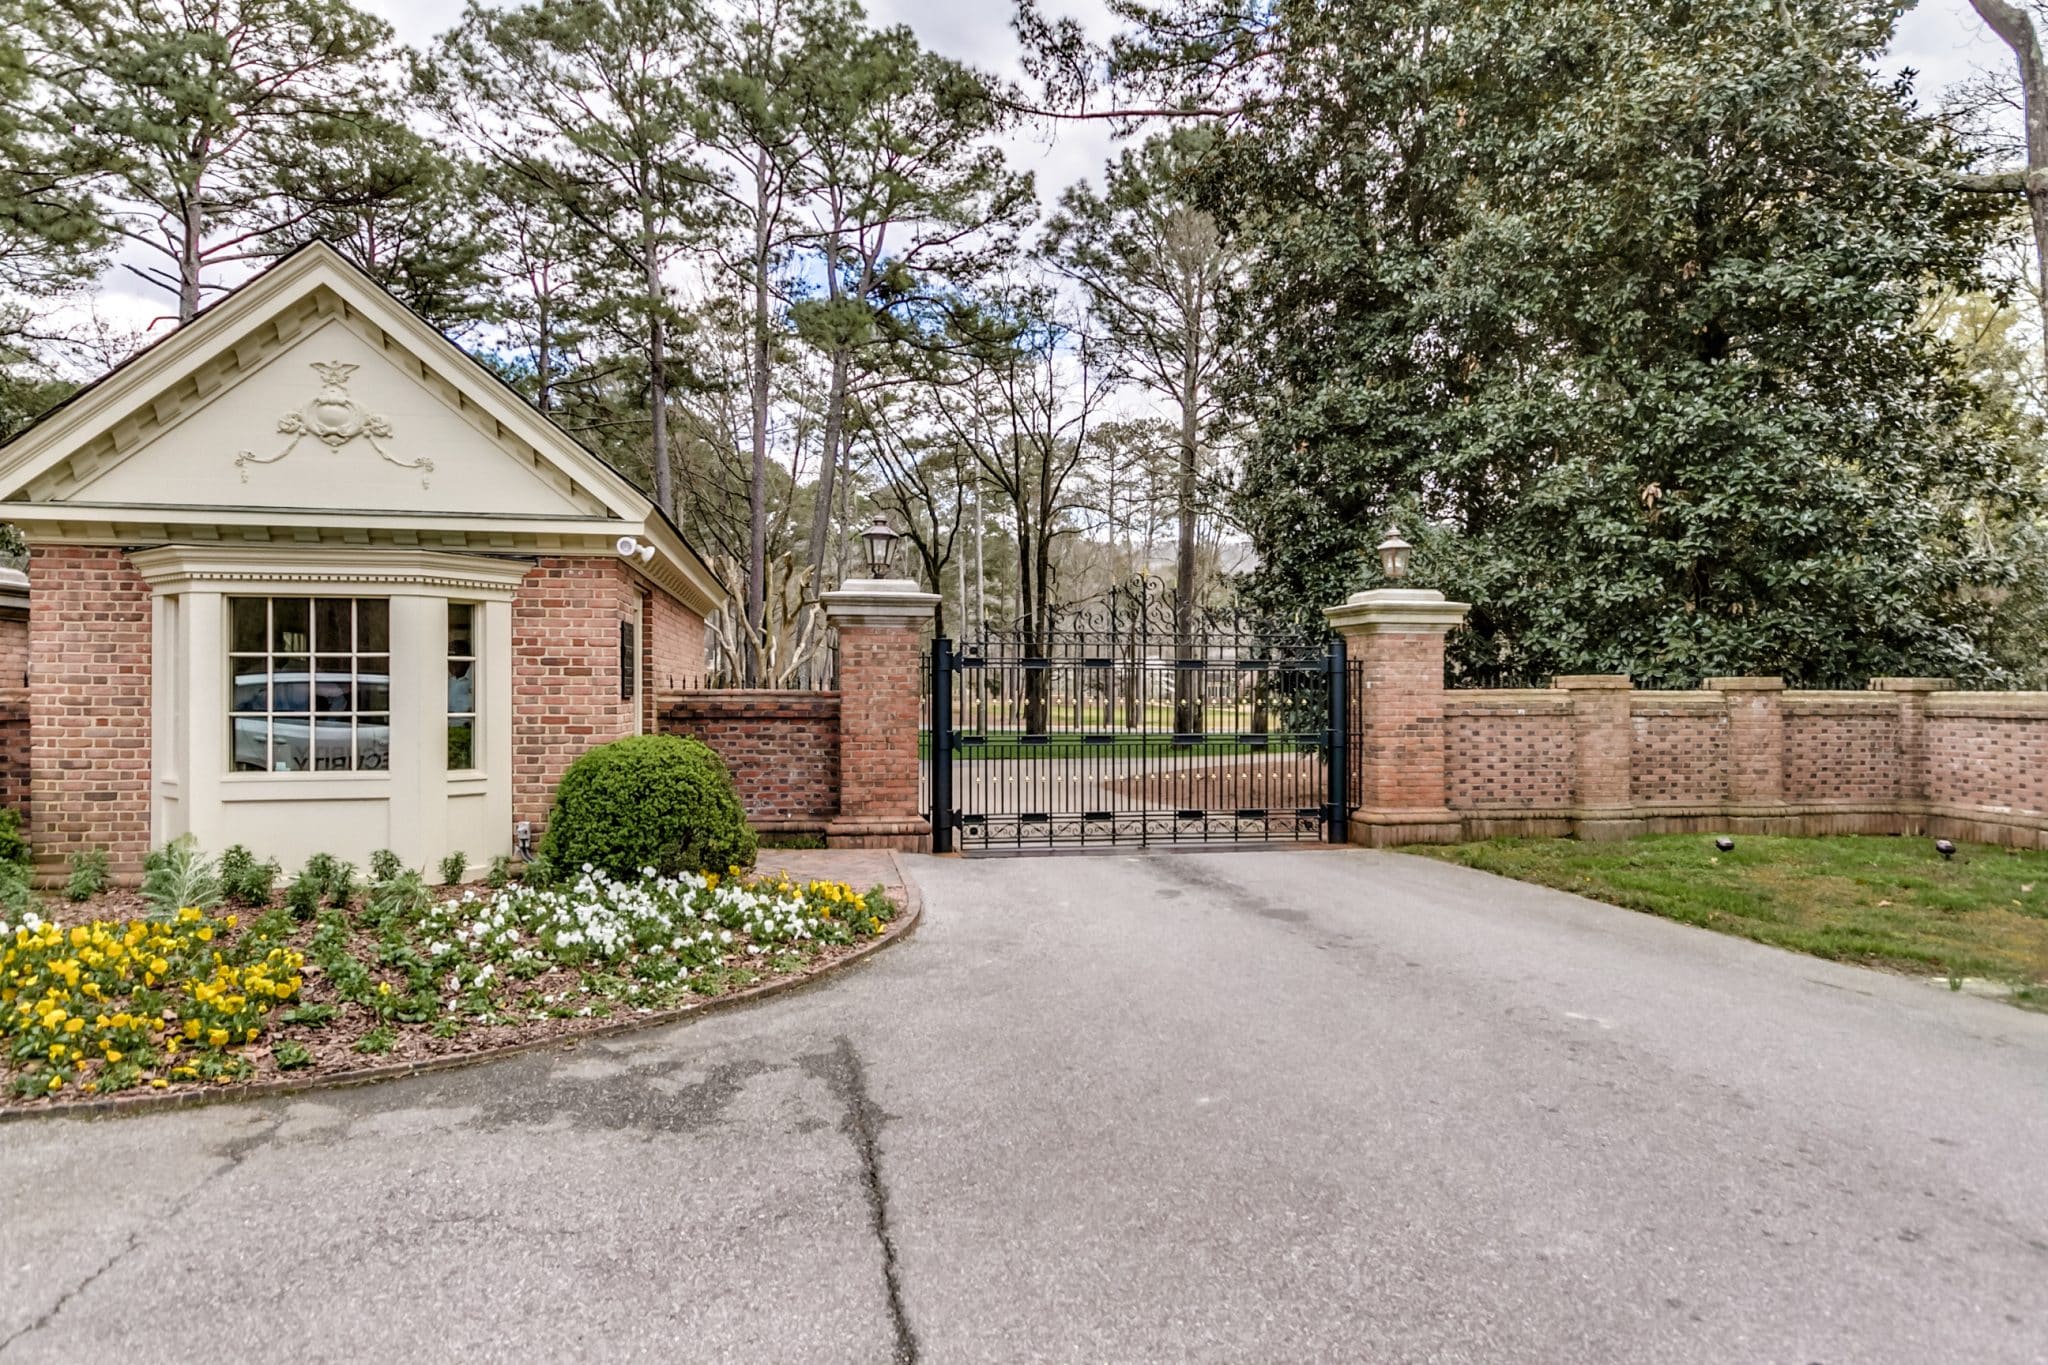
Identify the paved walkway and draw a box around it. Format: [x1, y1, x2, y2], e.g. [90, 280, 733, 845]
[3, 848, 2046, 1362]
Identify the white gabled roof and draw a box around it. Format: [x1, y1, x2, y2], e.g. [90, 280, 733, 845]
[0, 241, 721, 617]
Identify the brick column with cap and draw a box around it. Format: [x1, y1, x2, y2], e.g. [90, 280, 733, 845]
[821, 577, 938, 851]
[1325, 586, 1471, 847]
[1708, 675, 1793, 831]
[1550, 675, 1642, 841]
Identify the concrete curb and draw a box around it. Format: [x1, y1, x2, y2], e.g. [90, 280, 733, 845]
[0, 853, 924, 1125]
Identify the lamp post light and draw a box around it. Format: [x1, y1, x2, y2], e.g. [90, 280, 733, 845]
[1377, 525, 1413, 582]
[858, 513, 901, 580]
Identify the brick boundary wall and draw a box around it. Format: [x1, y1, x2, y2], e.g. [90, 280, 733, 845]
[658, 690, 841, 833]
[1429, 676, 2048, 849]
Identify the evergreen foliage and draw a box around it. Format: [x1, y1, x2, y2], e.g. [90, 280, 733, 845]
[539, 734, 757, 879]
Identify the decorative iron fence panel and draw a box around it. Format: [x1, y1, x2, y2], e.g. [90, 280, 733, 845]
[927, 631, 1350, 853]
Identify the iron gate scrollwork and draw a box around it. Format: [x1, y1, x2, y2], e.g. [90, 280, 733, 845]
[927, 618, 1351, 853]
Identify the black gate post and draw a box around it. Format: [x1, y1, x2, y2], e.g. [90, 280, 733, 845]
[930, 637, 954, 854]
[1326, 637, 1349, 844]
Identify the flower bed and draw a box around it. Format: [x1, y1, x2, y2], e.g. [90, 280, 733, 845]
[2, 866, 898, 1107]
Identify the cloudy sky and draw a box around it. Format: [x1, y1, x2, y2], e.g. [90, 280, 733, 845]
[77, 0, 2012, 331]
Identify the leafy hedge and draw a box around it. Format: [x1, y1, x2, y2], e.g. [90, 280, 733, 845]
[538, 735, 756, 879]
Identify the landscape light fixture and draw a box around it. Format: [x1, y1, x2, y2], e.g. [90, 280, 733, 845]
[859, 514, 900, 579]
[1715, 837, 1734, 853]
[1935, 839, 1956, 861]
[1377, 525, 1413, 581]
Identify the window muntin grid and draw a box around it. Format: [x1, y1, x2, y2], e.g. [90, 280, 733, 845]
[448, 603, 477, 770]
[229, 597, 390, 773]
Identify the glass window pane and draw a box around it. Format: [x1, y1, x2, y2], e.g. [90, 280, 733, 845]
[448, 604, 474, 657]
[272, 598, 310, 653]
[270, 716, 312, 772]
[272, 657, 310, 713]
[231, 718, 269, 772]
[356, 599, 389, 653]
[230, 599, 266, 653]
[230, 658, 268, 713]
[356, 716, 391, 771]
[314, 599, 352, 655]
[447, 718, 474, 771]
[357, 672, 390, 712]
[313, 657, 354, 713]
[447, 659, 474, 715]
[313, 717, 354, 772]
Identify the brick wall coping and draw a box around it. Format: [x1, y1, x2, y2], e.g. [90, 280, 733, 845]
[1779, 692, 1902, 712]
[1704, 675, 1785, 691]
[1550, 674, 1634, 691]
[1628, 692, 1727, 714]
[1925, 692, 2048, 719]
[1444, 691, 1571, 714]
[661, 690, 842, 721]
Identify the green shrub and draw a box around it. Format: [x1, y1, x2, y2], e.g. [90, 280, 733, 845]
[367, 868, 431, 924]
[486, 854, 514, 889]
[0, 860, 36, 918]
[537, 735, 756, 879]
[219, 844, 280, 907]
[303, 853, 356, 908]
[140, 836, 221, 919]
[284, 871, 321, 922]
[369, 848, 403, 883]
[0, 808, 29, 870]
[65, 848, 109, 902]
[439, 851, 467, 886]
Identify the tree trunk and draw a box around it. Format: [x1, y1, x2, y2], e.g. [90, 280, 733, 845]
[746, 168, 772, 687]
[808, 347, 850, 581]
[1969, 0, 2048, 381]
[1173, 317, 1203, 736]
[643, 225, 673, 519]
[536, 293, 553, 413]
[179, 190, 204, 324]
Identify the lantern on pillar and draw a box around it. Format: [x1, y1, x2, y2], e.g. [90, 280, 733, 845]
[1377, 525, 1413, 581]
[858, 514, 900, 580]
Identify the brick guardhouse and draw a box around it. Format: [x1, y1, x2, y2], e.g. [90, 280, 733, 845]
[0, 243, 722, 882]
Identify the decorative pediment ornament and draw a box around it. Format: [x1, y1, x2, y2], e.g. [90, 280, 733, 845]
[235, 360, 434, 487]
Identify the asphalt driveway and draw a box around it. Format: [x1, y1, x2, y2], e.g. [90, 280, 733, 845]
[4, 848, 2046, 1363]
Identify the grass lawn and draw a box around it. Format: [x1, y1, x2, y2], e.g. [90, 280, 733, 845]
[1406, 834, 2048, 1005]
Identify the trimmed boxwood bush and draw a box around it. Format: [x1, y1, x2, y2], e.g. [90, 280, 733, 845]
[538, 735, 757, 879]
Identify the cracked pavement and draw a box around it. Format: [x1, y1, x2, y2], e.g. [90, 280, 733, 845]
[3, 848, 2047, 1362]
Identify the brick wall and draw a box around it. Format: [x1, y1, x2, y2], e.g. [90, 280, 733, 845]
[1630, 702, 1728, 805]
[27, 546, 152, 878]
[513, 557, 705, 834]
[1783, 698, 1900, 803]
[1444, 697, 1573, 809]
[659, 690, 840, 831]
[0, 686, 27, 818]
[641, 588, 706, 732]
[1404, 675, 2048, 848]
[0, 609, 27, 689]
[1926, 701, 2048, 828]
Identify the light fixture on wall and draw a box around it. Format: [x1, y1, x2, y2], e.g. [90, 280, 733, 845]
[858, 514, 900, 579]
[615, 535, 656, 564]
[1377, 525, 1413, 581]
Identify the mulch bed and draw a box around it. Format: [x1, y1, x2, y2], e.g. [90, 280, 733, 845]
[3, 863, 918, 1120]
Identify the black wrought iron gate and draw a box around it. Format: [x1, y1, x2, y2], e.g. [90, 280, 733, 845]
[926, 631, 1350, 853]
